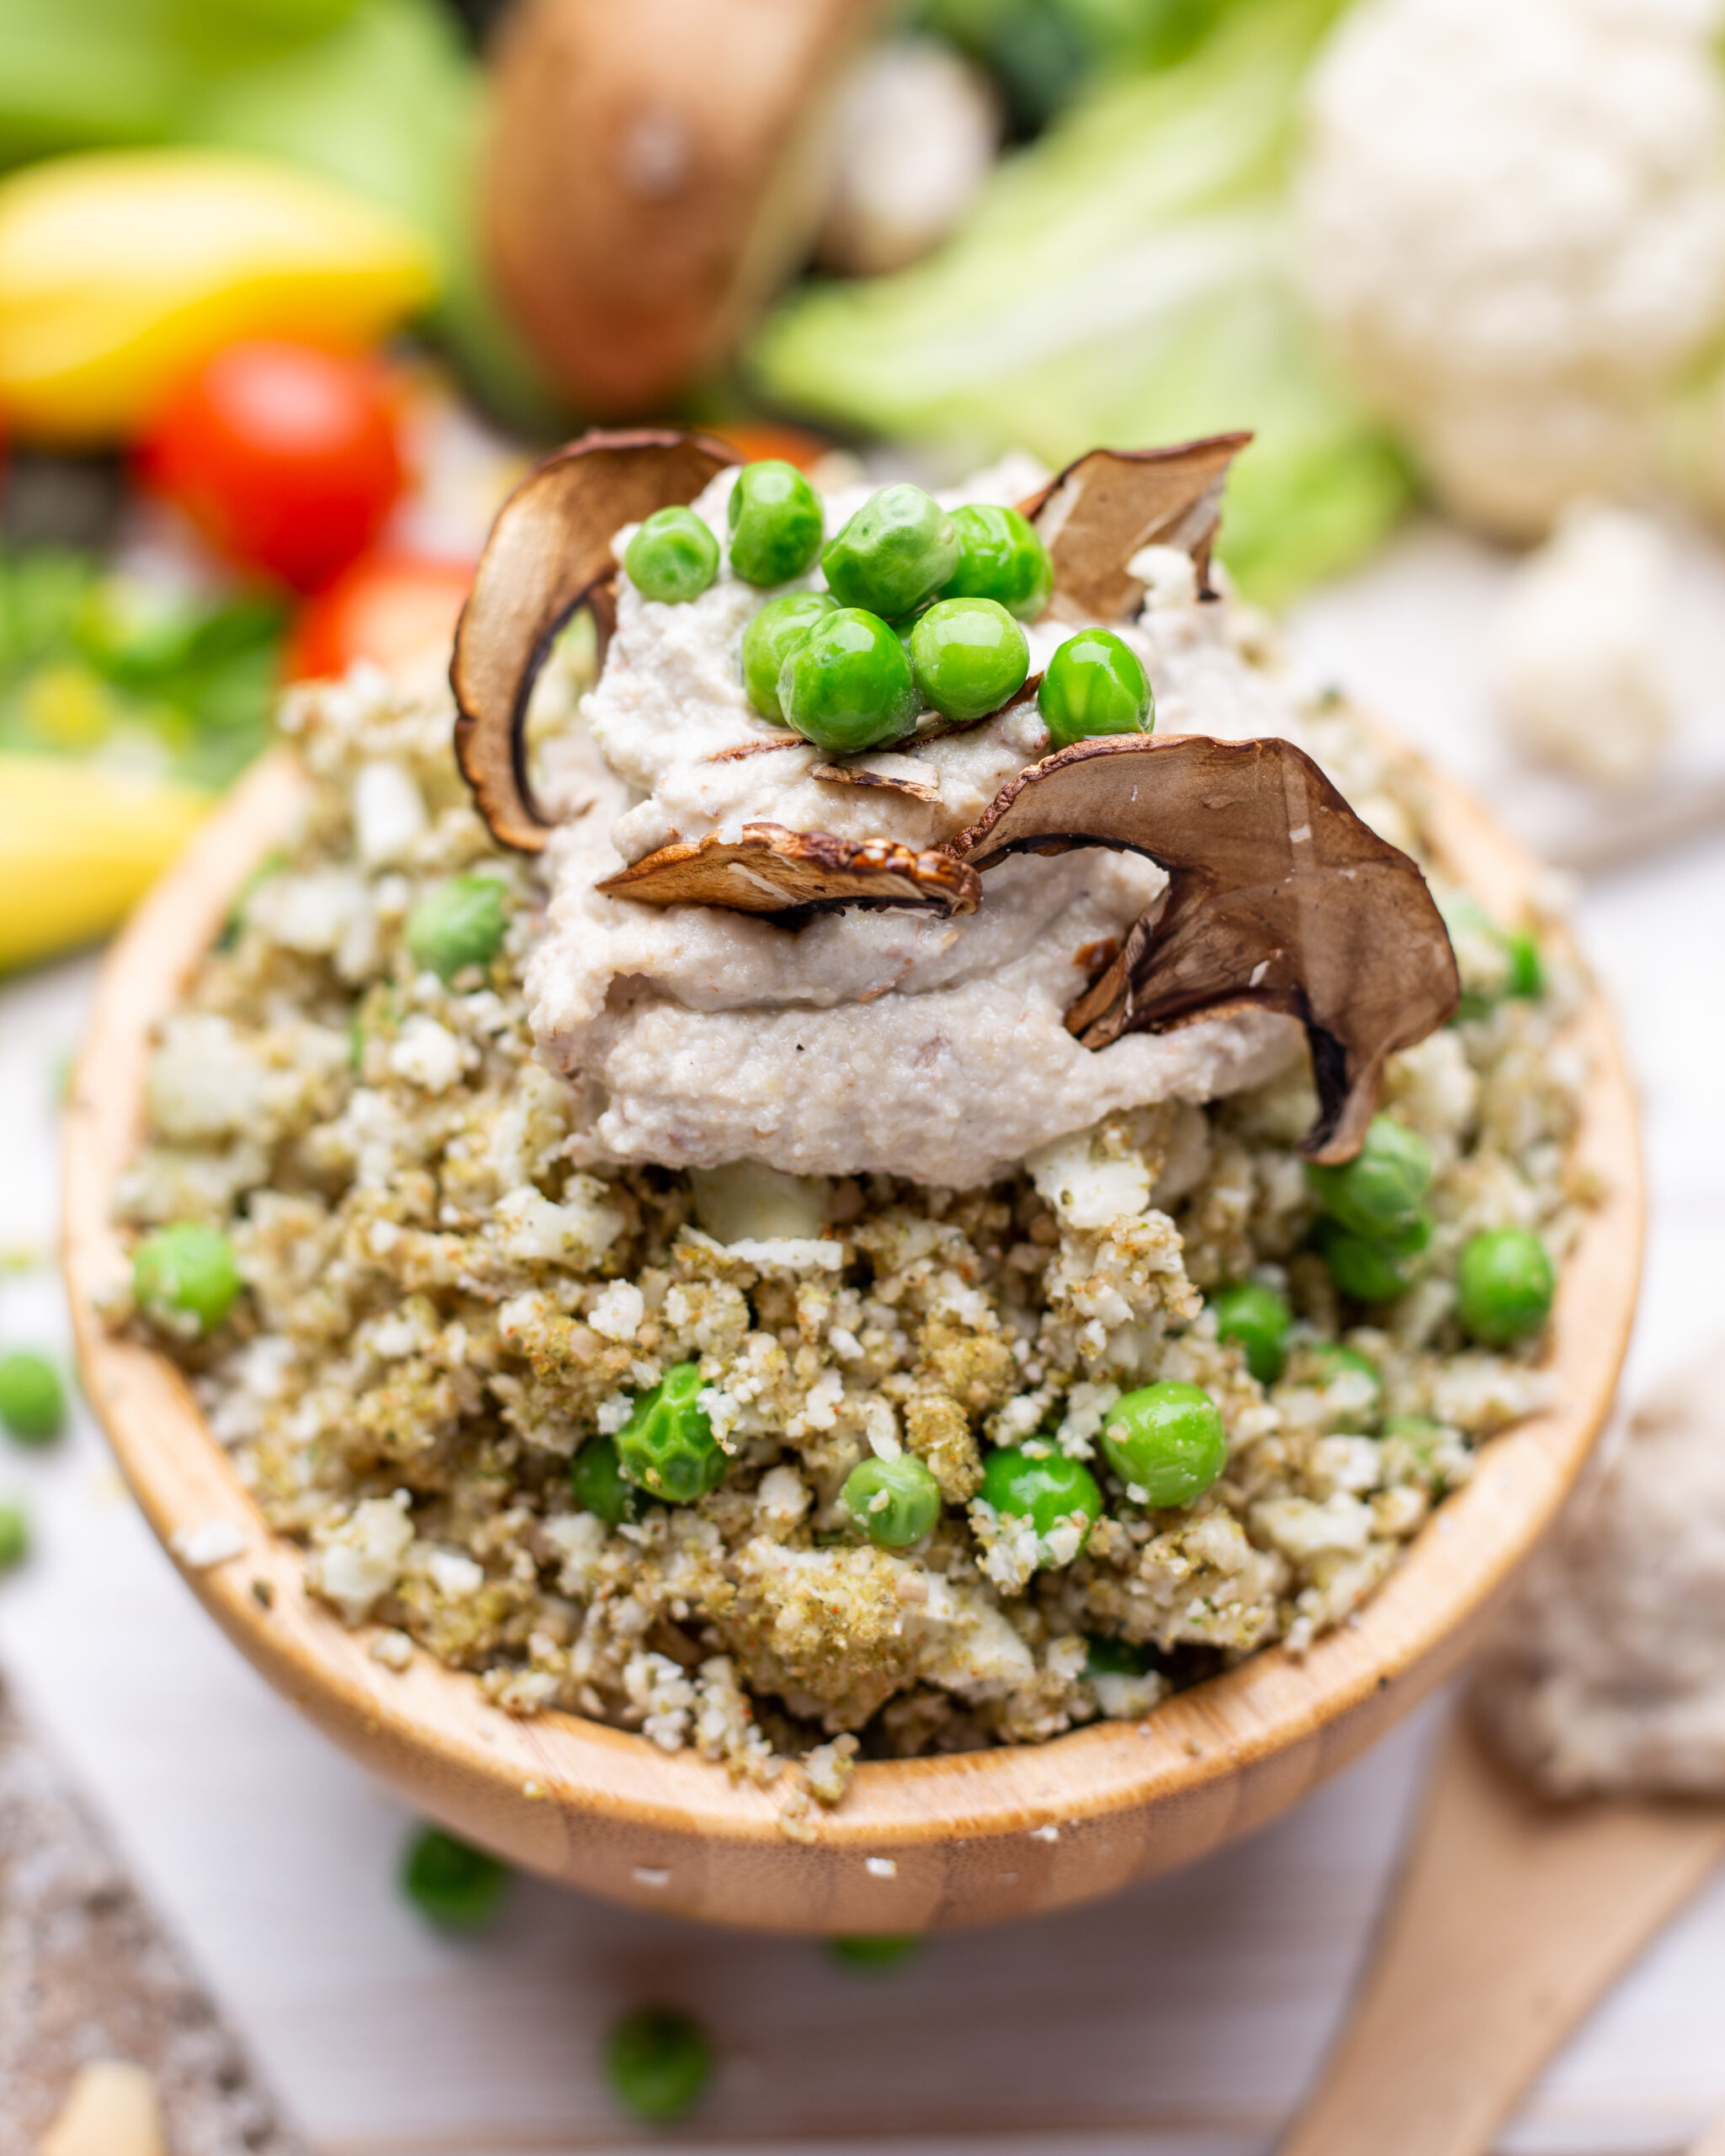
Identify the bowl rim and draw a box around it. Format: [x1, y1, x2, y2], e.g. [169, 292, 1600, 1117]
[63, 744, 1642, 1854]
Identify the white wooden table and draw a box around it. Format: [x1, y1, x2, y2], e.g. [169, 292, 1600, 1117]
[4, 519, 1725, 2155]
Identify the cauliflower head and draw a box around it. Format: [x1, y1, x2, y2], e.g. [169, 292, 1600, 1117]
[1294, 0, 1725, 538]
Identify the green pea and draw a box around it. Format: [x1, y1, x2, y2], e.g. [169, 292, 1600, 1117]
[1503, 930, 1544, 1000]
[606, 2006, 713, 2122]
[1306, 1116, 1433, 1240]
[1441, 894, 1545, 1014]
[1316, 1214, 1432, 1304]
[908, 597, 1029, 723]
[1381, 1414, 1461, 1492]
[1294, 1342, 1382, 1432]
[0, 1502, 28, 1572]
[1084, 1635, 1151, 1678]
[821, 483, 959, 618]
[1383, 1412, 1445, 1447]
[740, 591, 836, 721]
[841, 1454, 942, 1548]
[615, 1363, 728, 1504]
[1456, 1228, 1554, 1346]
[0, 1350, 66, 1445]
[778, 606, 920, 755]
[133, 1222, 242, 1335]
[1210, 1281, 1291, 1385]
[1099, 1381, 1226, 1508]
[624, 505, 719, 603]
[1038, 628, 1153, 750]
[979, 1444, 1103, 1560]
[727, 460, 824, 586]
[570, 1433, 638, 1528]
[401, 1825, 510, 1930]
[404, 873, 507, 984]
[830, 1934, 922, 1972]
[941, 503, 1053, 620]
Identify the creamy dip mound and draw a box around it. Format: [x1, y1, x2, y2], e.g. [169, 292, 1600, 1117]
[527, 459, 1312, 1188]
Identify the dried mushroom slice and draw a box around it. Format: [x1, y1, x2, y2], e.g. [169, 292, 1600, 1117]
[1021, 434, 1252, 622]
[952, 734, 1459, 1162]
[597, 823, 980, 916]
[810, 767, 944, 802]
[451, 427, 739, 851]
[703, 734, 804, 763]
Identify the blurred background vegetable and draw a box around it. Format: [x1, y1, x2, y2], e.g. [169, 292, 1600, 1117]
[0, 148, 435, 445]
[813, 38, 1001, 278]
[915, 0, 1242, 134]
[179, 0, 563, 428]
[0, 0, 559, 430]
[1293, 0, 1725, 539]
[285, 551, 473, 681]
[0, 755, 208, 971]
[482, 0, 887, 417]
[752, 0, 1408, 607]
[0, 547, 286, 788]
[13, 0, 1725, 977]
[139, 340, 406, 590]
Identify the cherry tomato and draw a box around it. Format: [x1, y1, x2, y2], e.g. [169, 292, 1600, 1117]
[707, 420, 831, 472]
[140, 341, 405, 593]
[286, 553, 473, 682]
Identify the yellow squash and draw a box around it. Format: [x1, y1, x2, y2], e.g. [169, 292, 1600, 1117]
[0, 756, 210, 971]
[0, 149, 438, 444]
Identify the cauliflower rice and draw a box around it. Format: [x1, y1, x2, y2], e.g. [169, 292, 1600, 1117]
[109, 652, 1593, 1815]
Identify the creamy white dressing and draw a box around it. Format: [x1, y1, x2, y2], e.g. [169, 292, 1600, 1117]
[526, 462, 1312, 1187]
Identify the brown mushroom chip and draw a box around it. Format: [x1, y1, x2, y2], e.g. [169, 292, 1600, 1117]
[597, 822, 980, 916]
[703, 734, 804, 762]
[951, 734, 1459, 1163]
[451, 427, 739, 851]
[809, 760, 943, 803]
[1021, 434, 1252, 622]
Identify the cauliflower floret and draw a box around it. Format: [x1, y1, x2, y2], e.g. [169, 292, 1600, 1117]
[1028, 1123, 1153, 1232]
[352, 759, 428, 867]
[1295, 0, 1725, 536]
[1492, 503, 1674, 787]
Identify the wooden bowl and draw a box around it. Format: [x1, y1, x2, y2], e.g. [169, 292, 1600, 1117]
[63, 748, 1642, 1935]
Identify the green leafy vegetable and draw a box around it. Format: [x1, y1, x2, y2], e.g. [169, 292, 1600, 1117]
[918, 0, 1242, 131]
[0, 547, 285, 788]
[754, 0, 1408, 608]
[0, 0, 361, 170]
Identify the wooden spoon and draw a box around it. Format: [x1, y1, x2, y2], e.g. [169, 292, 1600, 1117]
[1277, 1711, 1725, 2156]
